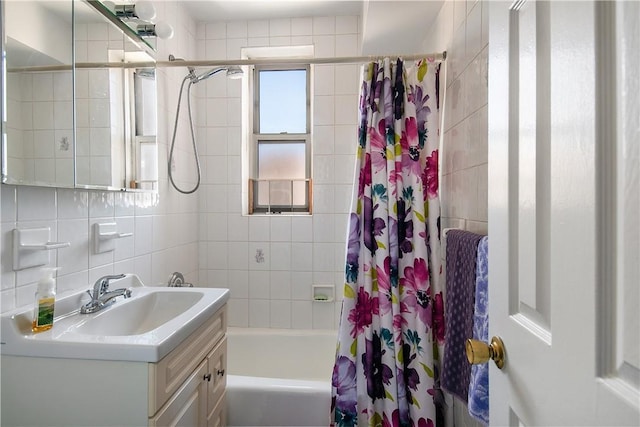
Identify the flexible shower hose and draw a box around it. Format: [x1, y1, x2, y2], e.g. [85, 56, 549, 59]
[168, 75, 201, 194]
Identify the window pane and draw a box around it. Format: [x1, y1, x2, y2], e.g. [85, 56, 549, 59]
[258, 141, 306, 180]
[259, 69, 307, 133]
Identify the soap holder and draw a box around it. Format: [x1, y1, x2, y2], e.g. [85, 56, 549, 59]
[13, 227, 70, 271]
[312, 284, 335, 302]
[93, 222, 133, 254]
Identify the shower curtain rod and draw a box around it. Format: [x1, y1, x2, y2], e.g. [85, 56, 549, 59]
[7, 51, 446, 73]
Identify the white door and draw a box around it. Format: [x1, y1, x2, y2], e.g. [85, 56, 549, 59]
[488, 1, 639, 425]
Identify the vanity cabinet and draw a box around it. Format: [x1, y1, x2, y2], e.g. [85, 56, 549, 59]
[149, 306, 228, 426]
[1, 305, 227, 427]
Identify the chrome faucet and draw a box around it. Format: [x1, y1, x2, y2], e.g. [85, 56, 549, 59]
[80, 274, 132, 314]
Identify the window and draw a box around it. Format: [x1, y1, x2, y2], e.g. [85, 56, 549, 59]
[250, 64, 311, 214]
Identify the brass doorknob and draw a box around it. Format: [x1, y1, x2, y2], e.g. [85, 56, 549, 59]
[466, 336, 506, 369]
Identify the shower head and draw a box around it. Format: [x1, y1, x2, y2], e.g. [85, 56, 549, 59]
[226, 66, 243, 79]
[191, 66, 244, 84]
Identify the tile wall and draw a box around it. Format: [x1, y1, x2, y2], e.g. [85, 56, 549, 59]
[1, 1, 201, 313]
[424, 0, 489, 236]
[193, 16, 362, 329]
[422, 1, 489, 426]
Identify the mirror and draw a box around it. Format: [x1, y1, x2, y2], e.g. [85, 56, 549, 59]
[1, 0, 157, 191]
[74, 0, 157, 190]
[2, 0, 75, 187]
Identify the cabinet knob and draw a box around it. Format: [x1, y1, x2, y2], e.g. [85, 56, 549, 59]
[217, 369, 225, 377]
[203, 373, 212, 382]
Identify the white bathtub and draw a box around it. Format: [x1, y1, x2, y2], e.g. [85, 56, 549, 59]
[226, 327, 336, 426]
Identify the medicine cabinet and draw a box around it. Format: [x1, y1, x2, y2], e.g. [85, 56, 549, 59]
[1, 0, 158, 191]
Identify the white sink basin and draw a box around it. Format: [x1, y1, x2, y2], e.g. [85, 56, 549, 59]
[0, 274, 229, 362]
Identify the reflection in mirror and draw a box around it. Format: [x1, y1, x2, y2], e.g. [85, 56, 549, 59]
[3, 1, 74, 187]
[74, 0, 157, 190]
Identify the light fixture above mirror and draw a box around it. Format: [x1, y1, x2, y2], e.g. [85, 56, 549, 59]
[100, 0, 174, 41]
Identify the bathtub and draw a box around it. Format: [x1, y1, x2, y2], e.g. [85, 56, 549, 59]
[225, 327, 337, 426]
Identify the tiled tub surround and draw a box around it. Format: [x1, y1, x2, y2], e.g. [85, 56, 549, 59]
[193, 15, 362, 330]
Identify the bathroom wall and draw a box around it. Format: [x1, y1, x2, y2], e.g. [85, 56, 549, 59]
[193, 16, 362, 329]
[422, 1, 488, 426]
[0, 0, 201, 313]
[424, 0, 488, 236]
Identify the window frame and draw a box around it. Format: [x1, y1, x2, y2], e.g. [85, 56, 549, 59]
[250, 63, 312, 214]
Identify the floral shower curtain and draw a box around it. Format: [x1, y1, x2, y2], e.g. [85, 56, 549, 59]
[332, 58, 444, 427]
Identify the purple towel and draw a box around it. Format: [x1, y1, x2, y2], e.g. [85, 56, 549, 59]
[441, 229, 484, 402]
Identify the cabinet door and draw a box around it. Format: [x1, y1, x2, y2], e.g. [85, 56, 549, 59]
[206, 337, 227, 423]
[150, 361, 208, 427]
[207, 393, 227, 427]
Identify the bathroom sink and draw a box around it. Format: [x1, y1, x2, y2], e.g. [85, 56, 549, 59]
[74, 291, 204, 336]
[0, 274, 229, 362]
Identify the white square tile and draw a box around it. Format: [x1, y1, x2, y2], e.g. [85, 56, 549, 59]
[314, 96, 335, 126]
[206, 23, 226, 39]
[89, 99, 110, 128]
[89, 191, 114, 218]
[313, 242, 335, 272]
[270, 242, 291, 270]
[270, 270, 291, 300]
[335, 34, 358, 57]
[313, 17, 335, 35]
[228, 298, 249, 327]
[334, 65, 359, 95]
[227, 21, 248, 38]
[291, 271, 313, 300]
[114, 217, 135, 262]
[336, 16, 358, 34]
[314, 125, 335, 155]
[291, 242, 312, 271]
[228, 270, 249, 299]
[313, 214, 335, 242]
[291, 216, 312, 242]
[34, 159, 55, 183]
[208, 269, 229, 288]
[32, 102, 54, 130]
[312, 302, 335, 329]
[87, 41, 108, 62]
[206, 99, 227, 126]
[17, 187, 56, 221]
[1, 186, 17, 223]
[269, 36, 292, 47]
[33, 130, 54, 158]
[313, 35, 335, 57]
[291, 36, 313, 46]
[291, 18, 313, 36]
[53, 72, 73, 101]
[292, 301, 313, 329]
[205, 39, 227, 61]
[115, 193, 135, 217]
[466, 1, 482, 60]
[313, 155, 335, 184]
[269, 19, 291, 37]
[270, 300, 292, 328]
[249, 216, 270, 241]
[228, 241, 249, 270]
[270, 216, 291, 242]
[334, 125, 357, 155]
[206, 213, 228, 241]
[57, 189, 88, 220]
[334, 95, 358, 125]
[32, 74, 53, 101]
[249, 299, 270, 327]
[314, 65, 335, 96]
[227, 214, 249, 241]
[227, 38, 247, 60]
[134, 216, 153, 256]
[248, 20, 269, 38]
[334, 155, 356, 184]
[313, 185, 335, 214]
[207, 242, 228, 269]
[1, 223, 17, 290]
[206, 156, 228, 185]
[249, 270, 270, 299]
[55, 160, 73, 186]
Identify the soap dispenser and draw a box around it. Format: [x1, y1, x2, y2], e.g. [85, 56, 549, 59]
[32, 268, 58, 333]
